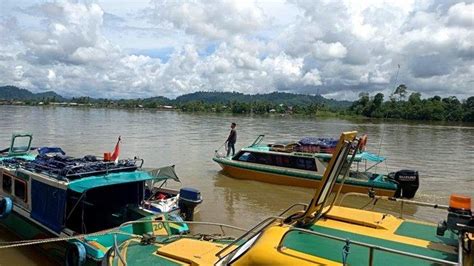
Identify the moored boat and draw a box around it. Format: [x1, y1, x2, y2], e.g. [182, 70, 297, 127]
[213, 134, 419, 198]
[101, 131, 473, 265]
[0, 133, 200, 265]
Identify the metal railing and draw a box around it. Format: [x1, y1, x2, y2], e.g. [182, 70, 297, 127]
[108, 219, 252, 265]
[215, 216, 285, 258]
[338, 192, 449, 218]
[278, 203, 308, 216]
[213, 204, 308, 259]
[277, 227, 458, 266]
[117, 219, 249, 235]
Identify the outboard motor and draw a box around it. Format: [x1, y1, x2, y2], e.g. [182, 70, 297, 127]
[388, 169, 419, 199]
[178, 187, 203, 221]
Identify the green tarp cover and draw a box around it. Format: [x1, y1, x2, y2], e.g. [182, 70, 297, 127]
[297, 151, 385, 163]
[68, 166, 179, 193]
[359, 152, 385, 163]
[0, 154, 36, 161]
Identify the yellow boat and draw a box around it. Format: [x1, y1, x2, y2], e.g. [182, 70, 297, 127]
[103, 132, 473, 265]
[213, 135, 420, 198]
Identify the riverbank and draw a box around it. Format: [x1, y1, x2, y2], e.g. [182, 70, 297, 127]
[2, 102, 474, 127]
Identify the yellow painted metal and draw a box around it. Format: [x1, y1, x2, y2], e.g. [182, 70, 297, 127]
[302, 131, 358, 223]
[87, 241, 108, 253]
[319, 206, 456, 254]
[232, 225, 341, 265]
[155, 238, 229, 265]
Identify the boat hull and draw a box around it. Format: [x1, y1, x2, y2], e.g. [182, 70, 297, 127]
[214, 158, 397, 197]
[0, 210, 72, 265]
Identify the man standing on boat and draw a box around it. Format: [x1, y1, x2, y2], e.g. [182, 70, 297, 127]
[226, 123, 237, 157]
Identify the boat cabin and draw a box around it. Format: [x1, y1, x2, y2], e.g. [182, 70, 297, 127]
[0, 135, 164, 235]
[234, 149, 320, 172]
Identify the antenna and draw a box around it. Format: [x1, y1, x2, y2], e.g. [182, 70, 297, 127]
[377, 64, 401, 159]
[391, 64, 401, 96]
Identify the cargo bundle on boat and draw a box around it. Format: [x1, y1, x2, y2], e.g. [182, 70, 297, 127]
[103, 132, 473, 266]
[213, 134, 419, 198]
[0, 133, 201, 265]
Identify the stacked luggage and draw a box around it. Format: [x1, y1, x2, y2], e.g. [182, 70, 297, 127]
[296, 137, 338, 153]
[268, 137, 338, 154]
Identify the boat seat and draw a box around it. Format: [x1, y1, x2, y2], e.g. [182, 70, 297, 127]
[155, 238, 227, 265]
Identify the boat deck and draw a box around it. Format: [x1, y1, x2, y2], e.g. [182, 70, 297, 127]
[284, 222, 457, 265]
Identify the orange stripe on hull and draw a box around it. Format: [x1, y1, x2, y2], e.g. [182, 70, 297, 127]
[219, 163, 395, 197]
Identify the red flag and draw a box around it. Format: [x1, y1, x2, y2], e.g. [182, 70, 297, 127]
[110, 136, 121, 163]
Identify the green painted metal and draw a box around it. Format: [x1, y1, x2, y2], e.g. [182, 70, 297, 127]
[7, 133, 33, 156]
[0, 211, 65, 263]
[213, 157, 397, 190]
[15, 171, 30, 181]
[243, 146, 385, 163]
[395, 221, 458, 246]
[111, 242, 182, 266]
[282, 225, 457, 265]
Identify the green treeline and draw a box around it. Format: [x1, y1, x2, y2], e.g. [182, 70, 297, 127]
[1, 85, 473, 122]
[350, 85, 473, 122]
[177, 101, 326, 116]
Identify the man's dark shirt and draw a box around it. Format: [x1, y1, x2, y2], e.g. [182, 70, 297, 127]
[227, 129, 237, 144]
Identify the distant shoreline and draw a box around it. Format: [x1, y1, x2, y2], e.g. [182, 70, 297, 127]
[2, 102, 473, 127]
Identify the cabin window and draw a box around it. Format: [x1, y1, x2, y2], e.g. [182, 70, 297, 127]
[14, 179, 27, 202]
[295, 158, 306, 169]
[237, 152, 316, 171]
[255, 153, 271, 165]
[303, 158, 317, 171]
[237, 152, 256, 163]
[273, 155, 291, 167]
[2, 174, 12, 193]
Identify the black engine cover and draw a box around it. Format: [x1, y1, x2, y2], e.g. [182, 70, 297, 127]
[389, 169, 420, 199]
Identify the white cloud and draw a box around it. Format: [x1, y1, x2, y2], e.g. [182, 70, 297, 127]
[0, 0, 472, 99]
[446, 2, 474, 28]
[312, 41, 348, 60]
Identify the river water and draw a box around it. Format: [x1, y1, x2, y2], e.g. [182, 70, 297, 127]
[0, 105, 473, 264]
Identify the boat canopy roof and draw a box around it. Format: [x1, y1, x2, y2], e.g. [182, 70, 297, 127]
[242, 145, 385, 163]
[68, 165, 180, 193]
[313, 151, 385, 163]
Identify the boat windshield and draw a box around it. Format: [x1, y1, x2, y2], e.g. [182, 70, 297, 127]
[7, 133, 32, 156]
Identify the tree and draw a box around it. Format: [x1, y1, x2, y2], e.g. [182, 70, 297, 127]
[393, 84, 407, 101]
[463, 96, 474, 122]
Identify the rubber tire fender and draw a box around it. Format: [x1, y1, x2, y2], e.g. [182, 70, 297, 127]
[65, 241, 87, 266]
[0, 197, 13, 219]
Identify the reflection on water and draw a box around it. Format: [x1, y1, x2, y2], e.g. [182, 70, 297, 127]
[0, 106, 473, 264]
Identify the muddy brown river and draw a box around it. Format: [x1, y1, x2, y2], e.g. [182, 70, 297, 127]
[0, 105, 473, 264]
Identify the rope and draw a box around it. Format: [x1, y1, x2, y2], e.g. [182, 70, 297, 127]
[0, 228, 123, 249]
[342, 238, 351, 265]
[0, 219, 245, 250]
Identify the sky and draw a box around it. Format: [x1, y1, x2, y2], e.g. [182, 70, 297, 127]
[0, 0, 473, 100]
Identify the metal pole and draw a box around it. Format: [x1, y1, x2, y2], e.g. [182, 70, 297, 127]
[369, 247, 374, 266]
